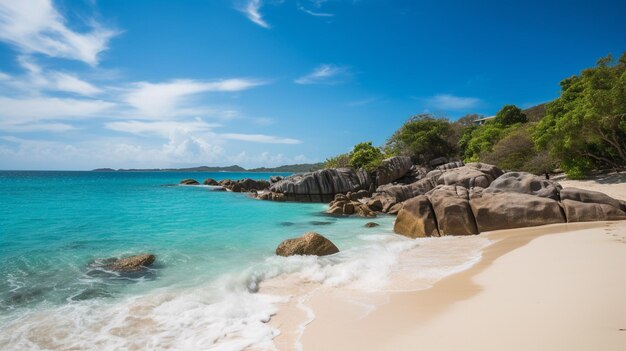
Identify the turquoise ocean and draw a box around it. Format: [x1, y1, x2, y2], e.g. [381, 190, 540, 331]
[0, 171, 488, 350]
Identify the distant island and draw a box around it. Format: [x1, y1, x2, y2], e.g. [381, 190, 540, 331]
[92, 163, 324, 173]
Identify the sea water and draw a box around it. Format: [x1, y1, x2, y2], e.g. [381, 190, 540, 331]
[0, 171, 490, 350]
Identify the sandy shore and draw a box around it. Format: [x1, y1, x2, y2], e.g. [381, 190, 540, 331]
[274, 175, 626, 350]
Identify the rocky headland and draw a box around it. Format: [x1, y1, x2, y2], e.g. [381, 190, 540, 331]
[182, 157, 626, 256]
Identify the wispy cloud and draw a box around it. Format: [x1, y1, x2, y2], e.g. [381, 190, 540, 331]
[298, 6, 334, 17]
[0, 0, 119, 66]
[221, 133, 302, 144]
[123, 78, 267, 118]
[295, 64, 350, 85]
[423, 94, 482, 111]
[105, 119, 220, 138]
[0, 96, 116, 121]
[239, 0, 270, 28]
[1, 56, 103, 96]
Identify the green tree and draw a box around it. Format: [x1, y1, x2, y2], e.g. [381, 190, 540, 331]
[534, 53, 626, 178]
[462, 122, 508, 162]
[480, 126, 556, 173]
[385, 114, 457, 165]
[323, 153, 350, 169]
[348, 142, 384, 171]
[494, 105, 528, 126]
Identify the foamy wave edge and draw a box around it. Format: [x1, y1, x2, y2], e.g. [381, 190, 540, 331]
[0, 234, 491, 351]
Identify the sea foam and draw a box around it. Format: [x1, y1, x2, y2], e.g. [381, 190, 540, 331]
[0, 232, 490, 351]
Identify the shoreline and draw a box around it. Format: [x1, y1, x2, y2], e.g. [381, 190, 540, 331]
[279, 221, 626, 350]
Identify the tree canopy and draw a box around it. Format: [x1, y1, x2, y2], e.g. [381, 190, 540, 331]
[534, 53, 626, 178]
[494, 105, 528, 125]
[385, 114, 457, 165]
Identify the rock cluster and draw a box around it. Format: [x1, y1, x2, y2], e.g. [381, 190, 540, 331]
[261, 156, 412, 202]
[325, 191, 376, 217]
[181, 177, 269, 192]
[275, 232, 339, 256]
[394, 171, 626, 238]
[218, 178, 270, 193]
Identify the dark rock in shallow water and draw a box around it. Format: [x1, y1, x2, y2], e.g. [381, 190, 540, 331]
[275, 232, 339, 256]
[219, 178, 270, 193]
[310, 221, 334, 225]
[364, 222, 379, 228]
[203, 178, 218, 185]
[103, 254, 156, 272]
[180, 179, 200, 185]
[280, 221, 295, 226]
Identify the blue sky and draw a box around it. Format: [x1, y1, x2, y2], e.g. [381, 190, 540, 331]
[0, 0, 624, 170]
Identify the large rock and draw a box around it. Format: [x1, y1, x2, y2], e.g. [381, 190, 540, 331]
[105, 254, 156, 272]
[394, 165, 429, 185]
[375, 156, 413, 186]
[435, 161, 465, 171]
[436, 163, 503, 189]
[180, 179, 199, 185]
[562, 200, 626, 222]
[560, 187, 626, 222]
[484, 172, 561, 200]
[469, 190, 565, 232]
[268, 168, 370, 202]
[394, 195, 439, 238]
[375, 177, 437, 203]
[560, 187, 622, 210]
[427, 185, 478, 235]
[275, 232, 339, 256]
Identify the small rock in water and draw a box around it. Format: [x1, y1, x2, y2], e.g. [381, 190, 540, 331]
[310, 221, 334, 226]
[364, 222, 379, 228]
[275, 232, 339, 257]
[280, 222, 295, 226]
[203, 178, 218, 185]
[180, 179, 199, 185]
[103, 254, 156, 272]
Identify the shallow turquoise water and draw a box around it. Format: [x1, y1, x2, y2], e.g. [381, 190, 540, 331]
[0, 171, 394, 311]
[0, 171, 491, 350]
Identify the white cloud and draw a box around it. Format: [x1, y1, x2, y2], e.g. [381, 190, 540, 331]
[0, 96, 115, 122]
[295, 64, 350, 84]
[1, 56, 103, 96]
[123, 78, 267, 118]
[105, 119, 220, 138]
[298, 6, 334, 17]
[50, 72, 102, 96]
[221, 133, 302, 144]
[424, 94, 482, 111]
[0, 0, 118, 65]
[0, 122, 78, 133]
[239, 0, 269, 28]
